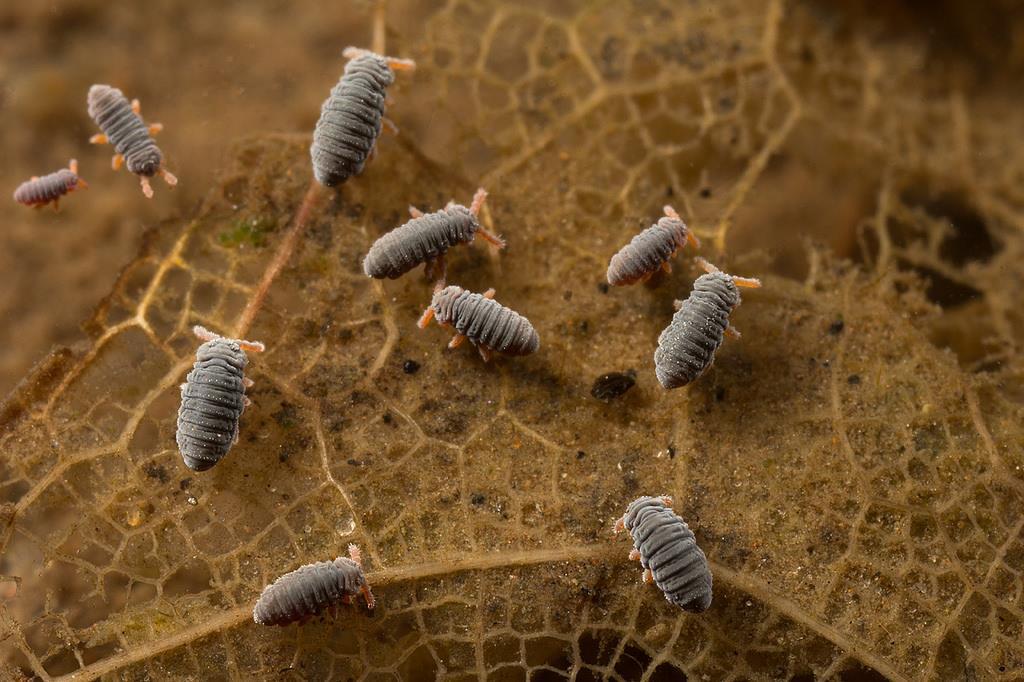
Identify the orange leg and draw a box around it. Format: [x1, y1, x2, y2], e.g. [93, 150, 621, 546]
[478, 345, 493, 362]
[448, 333, 466, 349]
[725, 325, 742, 340]
[148, 123, 163, 135]
[30, 176, 39, 181]
[417, 307, 436, 329]
[382, 117, 399, 135]
[673, 299, 684, 311]
[160, 168, 178, 187]
[89, 133, 108, 145]
[642, 569, 654, 584]
[139, 176, 154, 199]
[68, 159, 78, 174]
[661, 260, 672, 275]
[686, 230, 701, 249]
[360, 584, 376, 609]
[112, 154, 124, 171]
[628, 549, 641, 561]
[483, 288, 496, 300]
[131, 98, 141, 115]
[408, 205, 424, 218]
[242, 377, 255, 388]
[660, 496, 673, 507]
[613, 516, 626, 534]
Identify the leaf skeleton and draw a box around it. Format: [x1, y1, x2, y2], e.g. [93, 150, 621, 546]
[363, 187, 505, 284]
[614, 495, 713, 612]
[606, 205, 699, 286]
[311, 46, 415, 187]
[176, 325, 264, 472]
[13, 159, 87, 209]
[253, 544, 375, 626]
[418, 284, 539, 362]
[654, 258, 761, 389]
[87, 84, 177, 198]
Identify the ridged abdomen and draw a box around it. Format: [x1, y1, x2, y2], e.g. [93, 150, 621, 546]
[311, 55, 394, 187]
[13, 170, 78, 206]
[441, 289, 539, 356]
[624, 497, 713, 612]
[607, 218, 688, 286]
[87, 85, 162, 176]
[176, 339, 249, 471]
[253, 558, 366, 626]
[654, 273, 738, 389]
[363, 206, 478, 278]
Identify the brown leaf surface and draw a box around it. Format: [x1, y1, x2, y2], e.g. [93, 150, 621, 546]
[2, 1, 1024, 680]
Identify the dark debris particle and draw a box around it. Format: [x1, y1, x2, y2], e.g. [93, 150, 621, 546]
[828, 319, 845, 335]
[598, 282, 610, 294]
[347, 458, 371, 467]
[591, 370, 637, 401]
[847, 374, 861, 385]
[699, 187, 712, 198]
[143, 463, 170, 484]
[715, 387, 726, 402]
[563, 290, 573, 301]
[667, 445, 676, 459]
[471, 493, 486, 506]
[382, 412, 392, 424]
[179, 478, 192, 490]
[279, 450, 290, 463]
[576, 451, 586, 460]
[403, 359, 421, 374]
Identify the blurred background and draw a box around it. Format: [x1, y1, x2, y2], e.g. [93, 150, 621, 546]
[0, 0, 1022, 397]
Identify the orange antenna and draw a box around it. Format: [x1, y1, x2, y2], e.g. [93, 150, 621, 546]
[695, 258, 761, 288]
[342, 46, 416, 71]
[469, 187, 488, 216]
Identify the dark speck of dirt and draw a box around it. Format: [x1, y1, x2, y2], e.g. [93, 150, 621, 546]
[179, 478, 192, 490]
[279, 450, 290, 463]
[271, 401, 298, 429]
[144, 463, 170, 484]
[700, 187, 712, 198]
[829, 319, 845, 335]
[563, 290, 572, 301]
[403, 359, 421, 374]
[591, 370, 637, 401]
[471, 493, 486, 506]
[667, 445, 676, 459]
[347, 458, 371, 467]
[715, 387, 727, 402]
[576, 450, 586, 460]
[382, 412, 392, 424]
[598, 282, 610, 294]
[848, 374, 861, 385]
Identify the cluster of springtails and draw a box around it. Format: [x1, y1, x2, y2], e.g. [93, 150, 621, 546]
[13, 84, 176, 208]
[167, 48, 752, 624]
[606, 205, 762, 388]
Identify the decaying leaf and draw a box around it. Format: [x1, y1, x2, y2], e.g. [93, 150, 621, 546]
[2, 1, 1024, 680]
